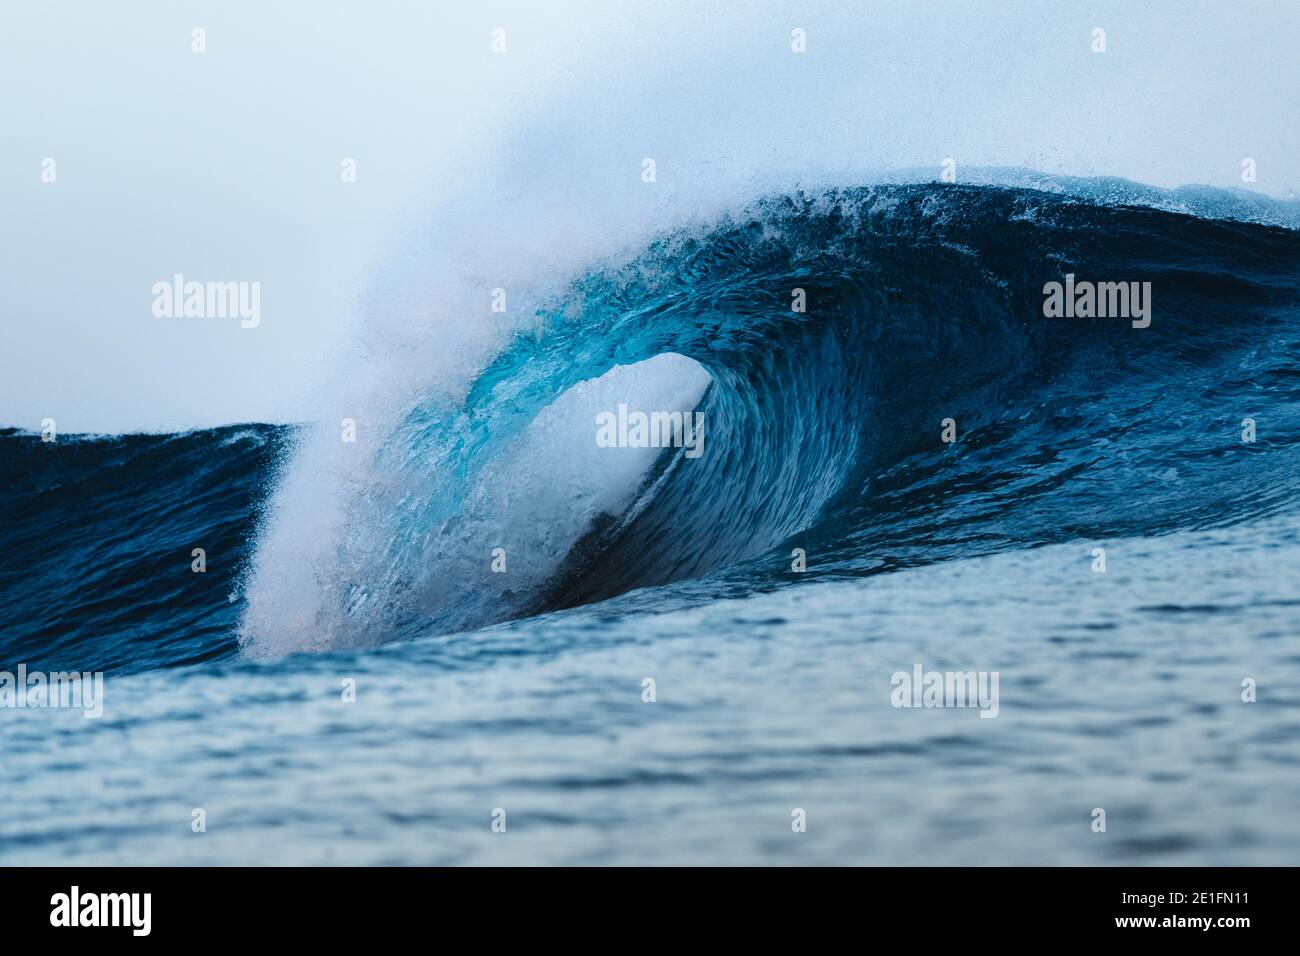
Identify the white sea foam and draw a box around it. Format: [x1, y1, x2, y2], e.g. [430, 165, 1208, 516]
[239, 353, 710, 656]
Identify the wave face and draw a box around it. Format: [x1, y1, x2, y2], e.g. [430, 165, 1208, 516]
[5, 182, 1300, 671]
[0, 426, 290, 673]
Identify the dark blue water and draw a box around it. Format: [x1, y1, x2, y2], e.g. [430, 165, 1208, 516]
[3, 181, 1299, 864]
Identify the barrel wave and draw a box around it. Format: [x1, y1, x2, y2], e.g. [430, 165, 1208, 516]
[3, 181, 1300, 674]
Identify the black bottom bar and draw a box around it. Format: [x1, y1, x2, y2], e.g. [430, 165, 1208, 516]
[0, 866, 1282, 940]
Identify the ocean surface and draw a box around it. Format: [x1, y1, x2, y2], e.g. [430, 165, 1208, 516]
[2, 179, 1299, 864]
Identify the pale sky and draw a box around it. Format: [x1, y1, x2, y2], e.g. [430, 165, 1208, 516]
[2, 0, 1297, 433]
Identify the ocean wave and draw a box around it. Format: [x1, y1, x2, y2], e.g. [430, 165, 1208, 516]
[237, 179, 1300, 656]
[4, 178, 1299, 670]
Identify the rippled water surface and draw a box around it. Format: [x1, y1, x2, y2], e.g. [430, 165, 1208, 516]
[2, 513, 1298, 865]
